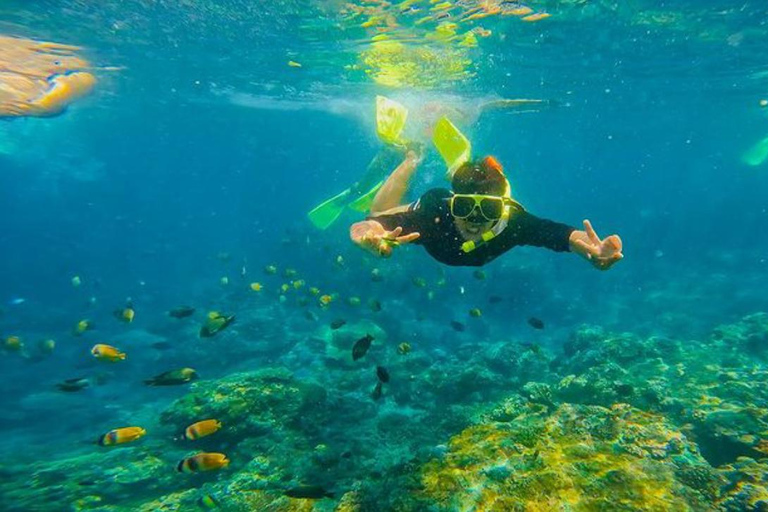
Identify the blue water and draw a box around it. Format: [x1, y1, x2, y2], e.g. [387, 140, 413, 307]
[1, 1, 768, 509]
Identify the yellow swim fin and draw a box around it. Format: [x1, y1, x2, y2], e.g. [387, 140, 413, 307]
[432, 116, 471, 179]
[308, 188, 353, 230]
[348, 180, 384, 212]
[376, 95, 408, 145]
[743, 135, 768, 166]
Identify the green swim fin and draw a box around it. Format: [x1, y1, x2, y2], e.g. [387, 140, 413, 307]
[308, 188, 352, 230]
[743, 135, 768, 166]
[432, 116, 471, 179]
[376, 95, 408, 145]
[348, 180, 384, 212]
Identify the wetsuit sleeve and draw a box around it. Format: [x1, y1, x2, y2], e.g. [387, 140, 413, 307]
[509, 210, 575, 252]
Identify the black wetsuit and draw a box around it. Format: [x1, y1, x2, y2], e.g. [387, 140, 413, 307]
[369, 188, 575, 267]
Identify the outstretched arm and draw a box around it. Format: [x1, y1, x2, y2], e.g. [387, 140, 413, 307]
[569, 219, 623, 270]
[370, 150, 420, 215]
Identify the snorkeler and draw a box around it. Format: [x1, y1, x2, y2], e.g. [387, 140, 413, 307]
[349, 117, 623, 269]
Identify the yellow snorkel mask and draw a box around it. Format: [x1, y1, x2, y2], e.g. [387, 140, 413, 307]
[454, 160, 524, 253]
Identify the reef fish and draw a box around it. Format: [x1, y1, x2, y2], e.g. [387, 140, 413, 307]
[144, 368, 198, 386]
[528, 317, 545, 330]
[56, 377, 89, 392]
[352, 334, 374, 361]
[376, 365, 390, 383]
[330, 319, 347, 330]
[450, 320, 466, 332]
[371, 381, 383, 401]
[113, 305, 135, 323]
[168, 306, 195, 319]
[284, 485, 335, 499]
[199, 312, 235, 338]
[185, 419, 222, 440]
[98, 426, 146, 446]
[91, 344, 126, 362]
[177, 452, 229, 473]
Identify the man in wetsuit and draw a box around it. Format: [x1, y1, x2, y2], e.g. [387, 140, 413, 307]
[349, 151, 623, 269]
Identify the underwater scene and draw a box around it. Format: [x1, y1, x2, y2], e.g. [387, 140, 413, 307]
[1, 0, 768, 510]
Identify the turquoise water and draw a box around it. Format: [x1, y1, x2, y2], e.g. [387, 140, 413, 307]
[1, 1, 768, 510]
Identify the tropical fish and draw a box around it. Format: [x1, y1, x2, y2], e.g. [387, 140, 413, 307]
[91, 344, 126, 362]
[412, 277, 427, 288]
[185, 419, 222, 440]
[200, 312, 235, 338]
[473, 269, 486, 280]
[56, 377, 90, 392]
[347, 297, 362, 307]
[73, 319, 93, 336]
[397, 342, 411, 355]
[469, 308, 482, 318]
[369, 299, 382, 312]
[144, 368, 198, 386]
[330, 319, 347, 330]
[177, 452, 229, 473]
[264, 265, 277, 275]
[488, 295, 503, 304]
[198, 494, 221, 509]
[98, 426, 146, 446]
[319, 294, 333, 306]
[284, 485, 335, 499]
[168, 306, 195, 319]
[151, 341, 172, 350]
[370, 268, 383, 282]
[450, 320, 466, 332]
[371, 381, 383, 401]
[352, 334, 374, 361]
[376, 365, 390, 383]
[283, 268, 298, 278]
[309, 287, 320, 296]
[528, 317, 545, 330]
[4, 336, 22, 351]
[39, 338, 56, 354]
[220, 277, 229, 286]
[113, 304, 135, 323]
[249, 282, 263, 292]
[71, 275, 82, 287]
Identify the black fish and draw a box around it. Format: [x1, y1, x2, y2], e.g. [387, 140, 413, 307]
[56, 377, 89, 392]
[151, 341, 172, 350]
[352, 334, 374, 361]
[371, 381, 383, 401]
[144, 368, 198, 386]
[376, 366, 390, 383]
[330, 319, 346, 330]
[528, 317, 545, 330]
[488, 295, 503, 304]
[369, 300, 382, 312]
[450, 320, 466, 332]
[168, 306, 195, 319]
[284, 485, 335, 500]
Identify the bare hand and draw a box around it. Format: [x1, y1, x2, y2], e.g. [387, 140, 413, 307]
[570, 219, 623, 270]
[362, 225, 420, 258]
